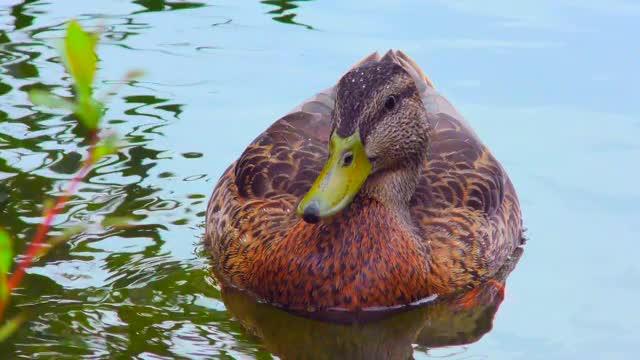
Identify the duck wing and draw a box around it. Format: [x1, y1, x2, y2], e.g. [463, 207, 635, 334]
[386, 49, 522, 282]
[206, 86, 335, 278]
[233, 96, 333, 201]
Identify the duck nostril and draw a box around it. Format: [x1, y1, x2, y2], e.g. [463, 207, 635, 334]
[302, 201, 321, 224]
[342, 152, 354, 167]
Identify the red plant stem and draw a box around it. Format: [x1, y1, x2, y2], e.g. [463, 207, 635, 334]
[7, 132, 100, 291]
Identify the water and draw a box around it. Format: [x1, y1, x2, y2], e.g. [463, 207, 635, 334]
[0, 0, 638, 358]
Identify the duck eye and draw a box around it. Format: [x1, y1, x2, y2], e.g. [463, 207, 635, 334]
[384, 95, 397, 111]
[342, 152, 354, 167]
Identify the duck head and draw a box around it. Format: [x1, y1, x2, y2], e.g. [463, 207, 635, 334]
[297, 56, 432, 224]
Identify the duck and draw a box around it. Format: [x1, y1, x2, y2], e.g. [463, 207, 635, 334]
[205, 50, 523, 312]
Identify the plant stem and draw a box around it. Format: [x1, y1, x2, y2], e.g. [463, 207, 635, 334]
[0, 131, 100, 319]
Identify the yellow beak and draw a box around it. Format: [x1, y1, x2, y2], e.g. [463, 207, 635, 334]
[297, 131, 372, 223]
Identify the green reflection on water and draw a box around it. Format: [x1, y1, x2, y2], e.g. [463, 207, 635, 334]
[261, 0, 314, 29]
[133, 0, 208, 13]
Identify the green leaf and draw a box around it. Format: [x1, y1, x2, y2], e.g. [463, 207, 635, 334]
[0, 314, 25, 342]
[0, 229, 11, 304]
[75, 97, 103, 130]
[0, 230, 11, 276]
[93, 133, 120, 161]
[42, 198, 56, 214]
[64, 21, 98, 99]
[28, 90, 75, 111]
[61, 21, 103, 130]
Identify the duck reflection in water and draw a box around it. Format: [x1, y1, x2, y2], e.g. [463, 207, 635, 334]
[220, 247, 523, 360]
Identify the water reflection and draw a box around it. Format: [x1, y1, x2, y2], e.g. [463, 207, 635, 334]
[133, 0, 206, 14]
[223, 247, 523, 359]
[261, 0, 314, 29]
[6, 0, 37, 30]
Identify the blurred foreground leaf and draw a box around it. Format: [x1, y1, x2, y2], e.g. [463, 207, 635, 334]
[75, 96, 103, 130]
[28, 90, 75, 112]
[0, 230, 11, 302]
[0, 314, 25, 342]
[64, 20, 98, 99]
[29, 21, 103, 130]
[0, 230, 11, 275]
[94, 133, 120, 161]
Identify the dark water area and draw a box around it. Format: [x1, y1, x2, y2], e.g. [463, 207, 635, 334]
[0, 1, 638, 359]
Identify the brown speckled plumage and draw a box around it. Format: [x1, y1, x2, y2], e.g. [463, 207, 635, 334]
[206, 50, 523, 311]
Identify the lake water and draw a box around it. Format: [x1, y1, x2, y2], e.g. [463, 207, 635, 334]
[0, 1, 638, 359]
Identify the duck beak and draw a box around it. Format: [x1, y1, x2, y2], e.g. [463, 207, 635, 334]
[297, 131, 372, 223]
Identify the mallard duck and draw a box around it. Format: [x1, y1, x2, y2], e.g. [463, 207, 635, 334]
[206, 50, 523, 311]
